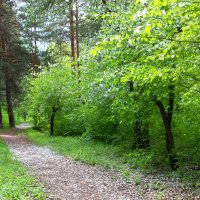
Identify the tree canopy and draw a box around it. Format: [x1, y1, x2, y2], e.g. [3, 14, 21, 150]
[0, 0, 200, 175]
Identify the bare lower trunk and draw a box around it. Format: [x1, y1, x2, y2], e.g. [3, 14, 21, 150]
[155, 85, 178, 170]
[5, 66, 15, 128]
[1, 37, 15, 128]
[50, 106, 59, 135]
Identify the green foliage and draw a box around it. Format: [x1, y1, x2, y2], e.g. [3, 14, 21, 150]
[0, 139, 46, 199]
[20, 0, 200, 177]
[82, 104, 120, 143]
[80, 0, 200, 168]
[155, 191, 165, 200]
[2, 109, 9, 128]
[124, 150, 153, 171]
[26, 65, 79, 134]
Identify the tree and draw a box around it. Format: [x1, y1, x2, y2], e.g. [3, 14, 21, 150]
[27, 65, 79, 135]
[0, 0, 31, 127]
[0, 0, 17, 127]
[82, 0, 200, 169]
[19, 0, 200, 171]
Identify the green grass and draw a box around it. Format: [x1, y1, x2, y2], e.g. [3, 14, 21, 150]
[23, 129, 200, 189]
[24, 129, 125, 169]
[0, 139, 46, 200]
[1, 109, 24, 129]
[22, 130, 156, 177]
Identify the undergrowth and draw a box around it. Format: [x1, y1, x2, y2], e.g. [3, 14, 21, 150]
[0, 138, 46, 200]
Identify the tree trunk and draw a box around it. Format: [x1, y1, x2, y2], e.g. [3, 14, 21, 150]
[75, 0, 79, 61]
[1, 37, 15, 128]
[75, 0, 80, 80]
[69, 0, 76, 73]
[34, 24, 38, 73]
[50, 106, 59, 135]
[31, 24, 38, 76]
[0, 103, 3, 129]
[129, 81, 150, 149]
[0, 5, 4, 129]
[5, 66, 15, 128]
[50, 112, 55, 136]
[23, 113, 27, 122]
[155, 85, 178, 170]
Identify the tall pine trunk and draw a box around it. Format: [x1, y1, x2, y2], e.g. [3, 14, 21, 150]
[155, 85, 178, 170]
[4, 65, 15, 128]
[1, 38, 15, 128]
[75, 0, 80, 79]
[31, 24, 38, 75]
[0, 0, 3, 129]
[69, 0, 75, 73]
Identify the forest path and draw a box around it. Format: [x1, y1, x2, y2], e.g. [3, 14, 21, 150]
[0, 127, 199, 200]
[0, 128, 138, 200]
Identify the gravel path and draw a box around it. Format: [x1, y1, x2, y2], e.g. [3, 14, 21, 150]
[0, 128, 199, 200]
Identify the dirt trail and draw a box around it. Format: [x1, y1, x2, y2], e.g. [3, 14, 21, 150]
[0, 128, 199, 200]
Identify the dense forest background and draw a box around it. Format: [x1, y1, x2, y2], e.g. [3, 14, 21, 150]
[0, 0, 200, 183]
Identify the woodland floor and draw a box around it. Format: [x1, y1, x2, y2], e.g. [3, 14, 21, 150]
[0, 125, 199, 200]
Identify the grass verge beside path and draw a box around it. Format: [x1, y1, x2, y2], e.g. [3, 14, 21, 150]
[24, 129, 125, 170]
[23, 129, 200, 190]
[0, 138, 46, 200]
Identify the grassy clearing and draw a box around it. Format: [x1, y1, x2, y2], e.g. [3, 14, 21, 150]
[0, 138, 46, 200]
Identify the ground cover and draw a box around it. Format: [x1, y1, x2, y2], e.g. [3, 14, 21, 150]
[0, 131, 46, 200]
